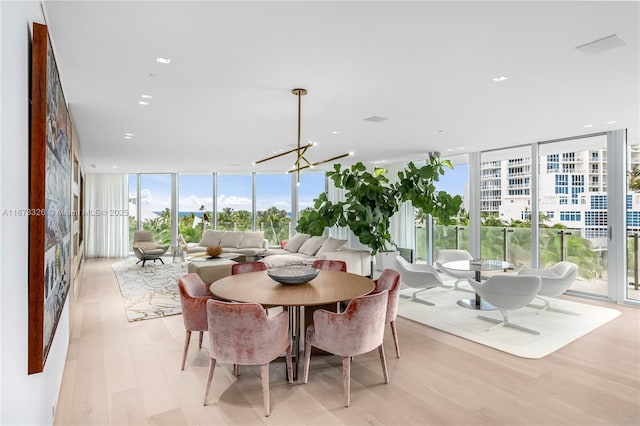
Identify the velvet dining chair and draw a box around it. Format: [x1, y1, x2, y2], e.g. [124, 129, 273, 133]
[373, 268, 402, 358]
[303, 290, 389, 407]
[204, 299, 293, 416]
[178, 273, 214, 370]
[311, 259, 347, 272]
[231, 261, 267, 275]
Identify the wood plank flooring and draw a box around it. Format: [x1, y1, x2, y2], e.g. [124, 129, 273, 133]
[54, 258, 640, 425]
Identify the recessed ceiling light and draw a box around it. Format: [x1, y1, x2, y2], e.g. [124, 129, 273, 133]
[112, 165, 118, 169]
[492, 76, 508, 82]
[138, 100, 149, 106]
[584, 124, 593, 128]
[445, 148, 454, 152]
[156, 56, 171, 64]
[141, 94, 153, 99]
[332, 130, 340, 135]
[124, 133, 133, 139]
[118, 153, 124, 157]
[606, 120, 617, 124]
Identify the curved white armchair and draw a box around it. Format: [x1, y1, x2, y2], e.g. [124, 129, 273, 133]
[517, 261, 579, 316]
[435, 249, 474, 292]
[394, 256, 444, 305]
[467, 275, 542, 335]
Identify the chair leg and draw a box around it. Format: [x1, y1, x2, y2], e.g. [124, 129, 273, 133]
[529, 296, 580, 316]
[158, 257, 165, 265]
[400, 288, 435, 306]
[342, 356, 351, 407]
[203, 358, 216, 406]
[477, 312, 540, 335]
[233, 364, 240, 376]
[181, 331, 191, 370]
[378, 344, 389, 384]
[389, 321, 400, 358]
[303, 338, 312, 384]
[261, 364, 270, 417]
[285, 342, 293, 384]
[198, 331, 204, 349]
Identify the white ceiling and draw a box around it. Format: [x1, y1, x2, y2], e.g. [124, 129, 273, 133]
[42, 1, 640, 174]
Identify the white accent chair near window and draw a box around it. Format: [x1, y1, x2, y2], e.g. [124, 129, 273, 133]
[394, 256, 444, 306]
[467, 275, 542, 335]
[435, 249, 475, 292]
[517, 261, 580, 316]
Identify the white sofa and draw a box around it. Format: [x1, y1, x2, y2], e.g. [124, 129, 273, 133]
[258, 234, 372, 276]
[181, 230, 268, 259]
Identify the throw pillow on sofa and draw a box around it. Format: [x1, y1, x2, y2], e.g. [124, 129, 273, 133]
[200, 230, 224, 247]
[240, 231, 265, 248]
[298, 236, 328, 256]
[316, 237, 348, 254]
[284, 233, 309, 252]
[220, 231, 243, 248]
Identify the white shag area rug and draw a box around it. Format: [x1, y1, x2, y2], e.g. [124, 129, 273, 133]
[397, 284, 621, 359]
[112, 258, 187, 322]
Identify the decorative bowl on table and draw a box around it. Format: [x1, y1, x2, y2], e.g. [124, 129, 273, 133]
[206, 245, 223, 258]
[267, 265, 319, 285]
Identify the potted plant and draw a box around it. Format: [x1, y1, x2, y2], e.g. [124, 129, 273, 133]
[296, 153, 463, 267]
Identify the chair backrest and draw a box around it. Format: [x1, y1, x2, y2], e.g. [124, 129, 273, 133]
[550, 261, 579, 280]
[207, 299, 289, 365]
[231, 261, 267, 275]
[374, 269, 402, 323]
[133, 230, 155, 244]
[312, 259, 347, 272]
[435, 249, 472, 265]
[178, 273, 213, 332]
[313, 290, 389, 357]
[468, 275, 541, 310]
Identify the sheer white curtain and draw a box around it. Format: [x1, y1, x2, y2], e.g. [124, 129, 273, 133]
[85, 173, 128, 257]
[326, 180, 350, 240]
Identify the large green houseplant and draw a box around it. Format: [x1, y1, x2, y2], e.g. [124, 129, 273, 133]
[296, 153, 463, 255]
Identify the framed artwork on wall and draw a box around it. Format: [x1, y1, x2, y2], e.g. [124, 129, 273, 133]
[28, 23, 72, 374]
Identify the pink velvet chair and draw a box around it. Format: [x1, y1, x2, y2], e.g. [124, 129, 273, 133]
[231, 261, 267, 275]
[374, 268, 402, 358]
[311, 259, 347, 272]
[204, 299, 293, 416]
[178, 273, 214, 370]
[303, 290, 389, 407]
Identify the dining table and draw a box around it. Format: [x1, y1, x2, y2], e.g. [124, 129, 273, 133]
[209, 269, 375, 380]
[442, 259, 512, 311]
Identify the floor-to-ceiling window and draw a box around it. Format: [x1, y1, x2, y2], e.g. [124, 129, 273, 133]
[178, 174, 213, 244]
[298, 171, 326, 216]
[626, 142, 640, 301]
[216, 174, 252, 231]
[139, 174, 172, 245]
[256, 173, 291, 246]
[479, 146, 533, 270]
[430, 154, 470, 263]
[539, 136, 608, 297]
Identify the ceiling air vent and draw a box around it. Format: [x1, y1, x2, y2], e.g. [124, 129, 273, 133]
[576, 34, 626, 55]
[364, 115, 388, 123]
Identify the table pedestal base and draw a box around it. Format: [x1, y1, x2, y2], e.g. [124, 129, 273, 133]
[457, 298, 496, 311]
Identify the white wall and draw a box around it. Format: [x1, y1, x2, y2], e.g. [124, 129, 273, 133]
[1, 2, 70, 424]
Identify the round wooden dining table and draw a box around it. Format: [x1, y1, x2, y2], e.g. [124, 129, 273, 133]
[210, 269, 375, 379]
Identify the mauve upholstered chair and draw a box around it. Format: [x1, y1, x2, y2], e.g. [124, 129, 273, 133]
[303, 290, 389, 407]
[204, 300, 292, 416]
[178, 273, 214, 370]
[374, 268, 402, 358]
[231, 261, 267, 275]
[311, 259, 347, 272]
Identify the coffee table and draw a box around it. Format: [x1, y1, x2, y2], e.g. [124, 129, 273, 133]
[186, 252, 247, 284]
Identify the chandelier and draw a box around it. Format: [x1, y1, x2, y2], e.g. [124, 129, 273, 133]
[253, 88, 352, 184]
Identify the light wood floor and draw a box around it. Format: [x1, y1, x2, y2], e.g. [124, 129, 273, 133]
[54, 258, 640, 426]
